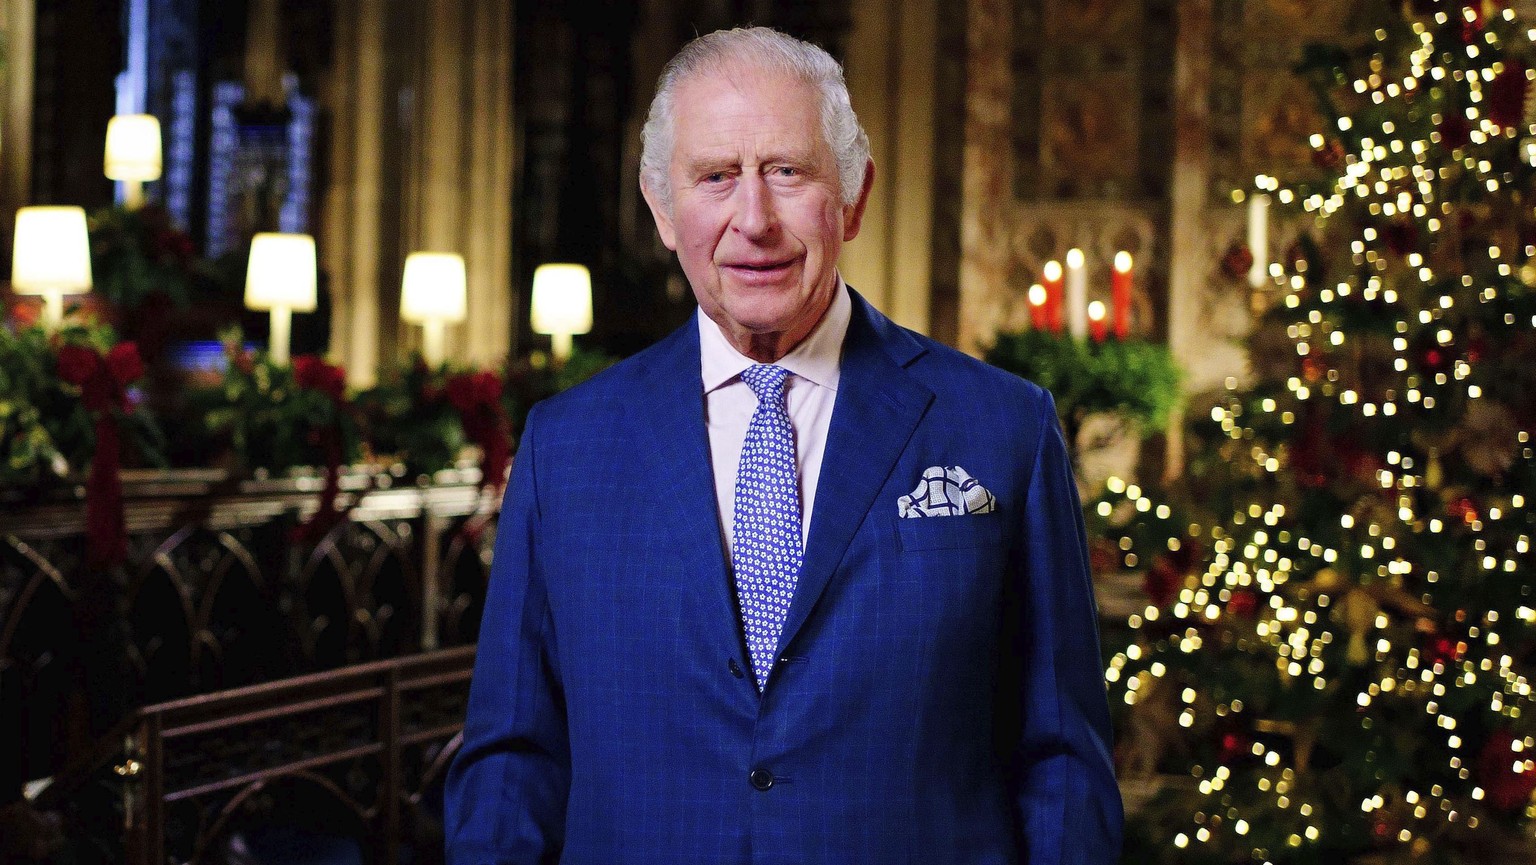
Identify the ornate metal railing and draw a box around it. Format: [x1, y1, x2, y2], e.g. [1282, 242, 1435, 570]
[91, 647, 473, 865]
[0, 468, 499, 861]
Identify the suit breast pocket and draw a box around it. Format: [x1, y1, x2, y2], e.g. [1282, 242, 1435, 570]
[896, 513, 1008, 552]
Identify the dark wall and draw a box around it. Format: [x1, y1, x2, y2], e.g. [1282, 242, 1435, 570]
[31, 0, 124, 210]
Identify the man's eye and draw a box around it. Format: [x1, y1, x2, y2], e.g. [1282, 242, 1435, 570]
[774, 166, 798, 177]
[704, 172, 728, 183]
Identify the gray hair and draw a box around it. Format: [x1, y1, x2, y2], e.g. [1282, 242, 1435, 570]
[639, 27, 870, 209]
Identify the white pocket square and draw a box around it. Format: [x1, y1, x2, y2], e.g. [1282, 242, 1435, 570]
[897, 465, 997, 518]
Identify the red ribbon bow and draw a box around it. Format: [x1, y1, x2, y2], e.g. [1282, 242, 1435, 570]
[55, 341, 144, 568]
[445, 370, 512, 492]
[289, 355, 354, 544]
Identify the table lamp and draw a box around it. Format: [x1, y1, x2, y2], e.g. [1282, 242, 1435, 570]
[401, 252, 468, 368]
[530, 263, 592, 363]
[11, 206, 93, 331]
[104, 114, 162, 210]
[244, 232, 317, 365]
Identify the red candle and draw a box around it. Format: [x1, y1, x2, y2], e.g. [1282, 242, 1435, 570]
[1111, 251, 1133, 339]
[1088, 301, 1108, 342]
[1042, 260, 1064, 332]
[1027, 283, 1048, 329]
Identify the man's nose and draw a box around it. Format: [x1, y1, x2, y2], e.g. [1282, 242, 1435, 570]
[730, 174, 777, 239]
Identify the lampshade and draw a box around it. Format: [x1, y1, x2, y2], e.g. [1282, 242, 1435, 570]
[104, 114, 163, 182]
[244, 232, 317, 312]
[401, 252, 468, 323]
[11, 206, 93, 295]
[530, 263, 593, 336]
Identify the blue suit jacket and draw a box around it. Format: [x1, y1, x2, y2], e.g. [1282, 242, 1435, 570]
[445, 291, 1122, 864]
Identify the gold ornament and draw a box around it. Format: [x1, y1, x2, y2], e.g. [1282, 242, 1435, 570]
[1336, 589, 1381, 665]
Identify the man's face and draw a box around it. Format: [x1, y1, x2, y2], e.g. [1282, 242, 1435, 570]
[643, 65, 872, 360]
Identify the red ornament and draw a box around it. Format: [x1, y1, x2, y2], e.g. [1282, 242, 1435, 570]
[1221, 244, 1254, 280]
[1143, 558, 1181, 608]
[1448, 496, 1478, 523]
[1489, 60, 1529, 131]
[1425, 634, 1461, 666]
[1311, 137, 1346, 171]
[1477, 729, 1536, 811]
[1383, 219, 1419, 256]
[1438, 111, 1471, 150]
[1218, 730, 1251, 762]
[1226, 589, 1260, 619]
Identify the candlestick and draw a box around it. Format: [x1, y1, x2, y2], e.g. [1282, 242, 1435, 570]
[1247, 185, 1270, 288]
[1066, 248, 1088, 340]
[1042, 260, 1064, 332]
[1088, 301, 1108, 342]
[1111, 251, 1132, 339]
[1027, 283, 1048, 330]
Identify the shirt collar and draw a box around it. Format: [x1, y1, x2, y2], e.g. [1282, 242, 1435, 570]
[699, 278, 850, 394]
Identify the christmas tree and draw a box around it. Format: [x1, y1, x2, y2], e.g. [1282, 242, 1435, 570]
[1105, 1, 1536, 861]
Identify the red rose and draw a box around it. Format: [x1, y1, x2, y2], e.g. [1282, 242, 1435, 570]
[294, 355, 347, 402]
[472, 371, 502, 406]
[106, 341, 145, 387]
[56, 344, 101, 386]
[445, 374, 475, 413]
[446, 371, 502, 413]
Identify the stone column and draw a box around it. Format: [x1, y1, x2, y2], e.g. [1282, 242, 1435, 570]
[461, 0, 515, 366]
[957, 0, 1013, 355]
[242, 0, 285, 106]
[402, 0, 514, 368]
[1164, 0, 1215, 480]
[322, 0, 388, 387]
[842, 0, 938, 335]
[0, 0, 35, 226]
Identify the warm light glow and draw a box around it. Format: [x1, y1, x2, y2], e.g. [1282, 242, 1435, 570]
[12, 206, 93, 331]
[1028, 284, 1047, 306]
[245, 233, 317, 366]
[244, 233, 318, 312]
[11, 207, 93, 296]
[1115, 251, 1132, 272]
[1066, 248, 1085, 269]
[400, 252, 468, 324]
[1043, 260, 1062, 281]
[531, 263, 594, 361]
[103, 114, 163, 181]
[1088, 300, 1107, 321]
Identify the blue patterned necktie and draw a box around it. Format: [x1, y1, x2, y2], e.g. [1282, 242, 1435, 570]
[733, 364, 804, 691]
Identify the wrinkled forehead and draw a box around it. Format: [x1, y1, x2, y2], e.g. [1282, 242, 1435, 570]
[670, 58, 819, 119]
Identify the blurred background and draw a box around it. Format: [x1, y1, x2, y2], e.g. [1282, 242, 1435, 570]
[1, 0, 1535, 862]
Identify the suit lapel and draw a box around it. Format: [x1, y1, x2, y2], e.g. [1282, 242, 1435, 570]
[628, 322, 740, 642]
[776, 292, 933, 659]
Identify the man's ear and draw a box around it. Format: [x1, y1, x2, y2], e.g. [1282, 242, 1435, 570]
[640, 178, 679, 252]
[841, 159, 876, 242]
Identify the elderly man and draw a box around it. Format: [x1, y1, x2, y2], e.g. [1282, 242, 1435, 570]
[446, 26, 1121, 864]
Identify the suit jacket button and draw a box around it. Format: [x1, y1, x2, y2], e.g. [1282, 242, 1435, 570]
[749, 768, 774, 791]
